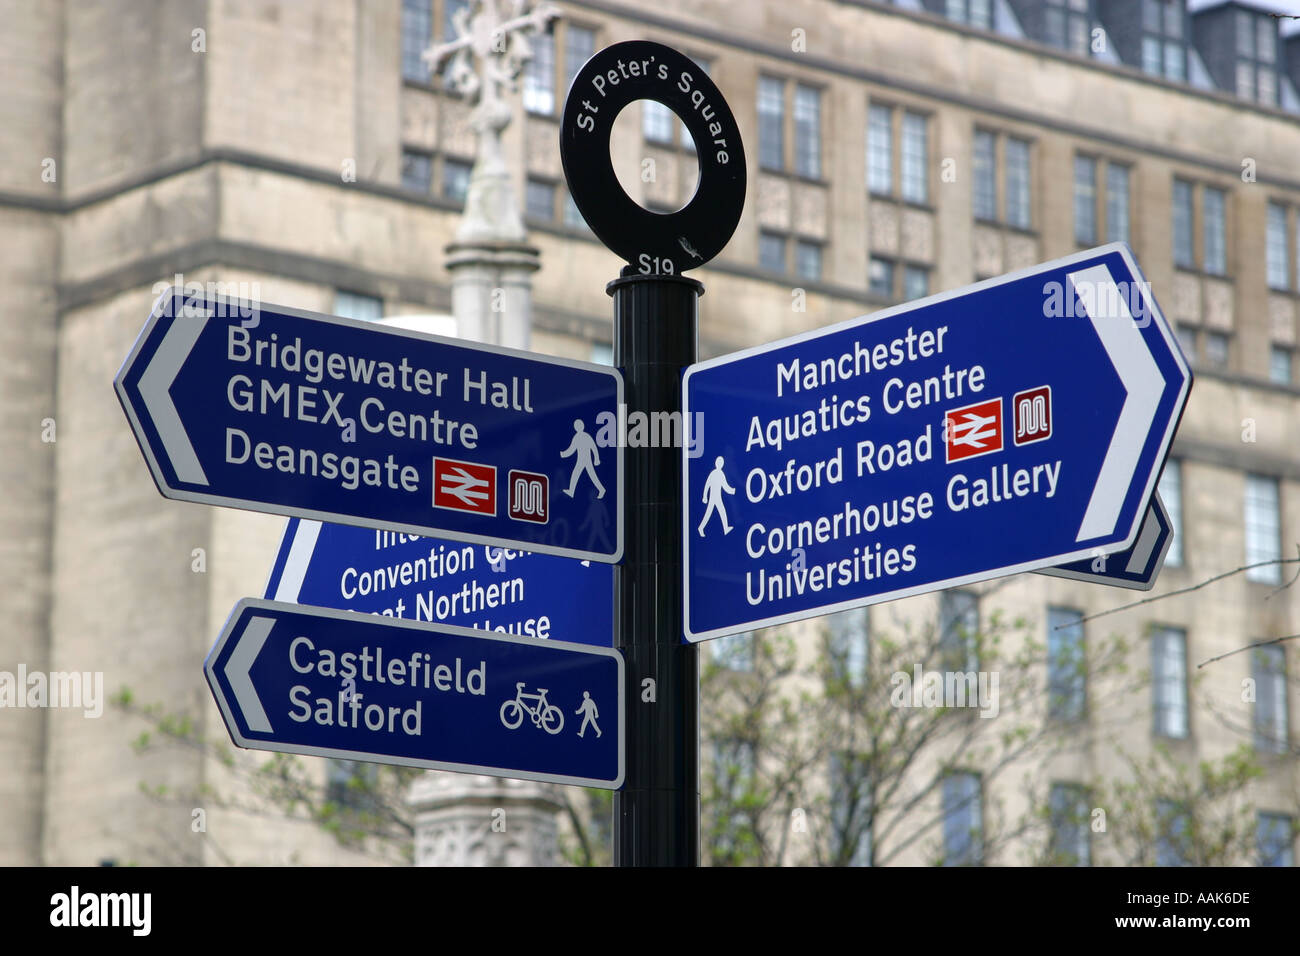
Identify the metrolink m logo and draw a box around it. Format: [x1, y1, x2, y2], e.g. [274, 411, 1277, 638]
[1013, 385, 1052, 446]
[508, 469, 548, 523]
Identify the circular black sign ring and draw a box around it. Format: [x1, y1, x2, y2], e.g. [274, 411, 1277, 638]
[560, 40, 747, 275]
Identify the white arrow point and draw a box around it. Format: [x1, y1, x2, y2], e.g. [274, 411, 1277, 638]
[139, 312, 209, 486]
[1069, 264, 1163, 543]
[1124, 499, 1163, 574]
[273, 519, 322, 603]
[226, 615, 274, 733]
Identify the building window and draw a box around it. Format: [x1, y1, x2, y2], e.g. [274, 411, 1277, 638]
[795, 240, 823, 281]
[869, 256, 895, 298]
[793, 84, 821, 179]
[523, 24, 555, 114]
[1172, 178, 1194, 269]
[1235, 9, 1278, 105]
[1048, 782, 1091, 866]
[442, 1, 468, 38]
[1004, 137, 1032, 229]
[1254, 645, 1288, 754]
[1044, 0, 1090, 55]
[589, 342, 613, 366]
[972, 130, 1031, 229]
[758, 76, 785, 171]
[945, 0, 992, 30]
[401, 149, 433, 193]
[903, 264, 930, 301]
[830, 752, 871, 866]
[759, 231, 787, 273]
[525, 178, 555, 221]
[1258, 813, 1295, 867]
[1141, 0, 1185, 82]
[401, 0, 433, 82]
[1074, 155, 1097, 245]
[1159, 459, 1183, 567]
[828, 608, 869, 688]
[1270, 345, 1293, 386]
[1204, 330, 1229, 369]
[1175, 323, 1198, 365]
[564, 25, 595, 93]
[1171, 180, 1231, 275]
[435, 0, 469, 87]
[441, 157, 471, 202]
[1048, 607, 1086, 722]
[711, 631, 754, 672]
[1151, 626, 1188, 739]
[1244, 475, 1281, 584]
[900, 112, 929, 203]
[1155, 798, 1190, 866]
[867, 105, 893, 196]
[643, 99, 675, 144]
[1267, 203, 1290, 290]
[562, 191, 588, 231]
[973, 130, 997, 222]
[334, 290, 383, 322]
[942, 772, 983, 866]
[939, 590, 979, 673]
[1106, 164, 1130, 244]
[1202, 187, 1226, 276]
[327, 759, 379, 810]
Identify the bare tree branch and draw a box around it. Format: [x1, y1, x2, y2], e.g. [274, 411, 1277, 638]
[1196, 633, 1300, 670]
[1061, 553, 1300, 630]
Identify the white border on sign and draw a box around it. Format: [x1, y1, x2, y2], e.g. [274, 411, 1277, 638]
[114, 288, 625, 564]
[681, 241, 1192, 642]
[204, 597, 626, 790]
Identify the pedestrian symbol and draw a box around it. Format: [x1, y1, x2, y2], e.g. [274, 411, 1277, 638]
[576, 691, 602, 738]
[561, 419, 606, 499]
[697, 456, 735, 537]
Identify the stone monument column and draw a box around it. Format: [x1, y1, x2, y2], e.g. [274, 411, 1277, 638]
[410, 0, 564, 866]
[430, 0, 554, 351]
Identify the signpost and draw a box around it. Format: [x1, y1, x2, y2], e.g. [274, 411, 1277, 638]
[1038, 492, 1173, 590]
[265, 517, 614, 645]
[115, 288, 623, 562]
[683, 243, 1191, 642]
[562, 39, 747, 865]
[205, 598, 624, 788]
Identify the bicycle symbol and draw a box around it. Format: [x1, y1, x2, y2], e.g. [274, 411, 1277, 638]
[499, 682, 565, 735]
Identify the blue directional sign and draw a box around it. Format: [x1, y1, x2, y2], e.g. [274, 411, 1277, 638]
[115, 287, 622, 562]
[683, 243, 1191, 642]
[206, 598, 624, 788]
[1038, 492, 1172, 591]
[265, 517, 613, 645]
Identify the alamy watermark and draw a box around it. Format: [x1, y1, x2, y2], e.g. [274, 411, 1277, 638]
[1042, 277, 1153, 328]
[152, 275, 262, 325]
[889, 663, 999, 718]
[592, 405, 705, 458]
[0, 666, 104, 718]
[50, 886, 151, 936]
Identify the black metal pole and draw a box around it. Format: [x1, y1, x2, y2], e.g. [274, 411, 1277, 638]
[609, 268, 701, 867]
